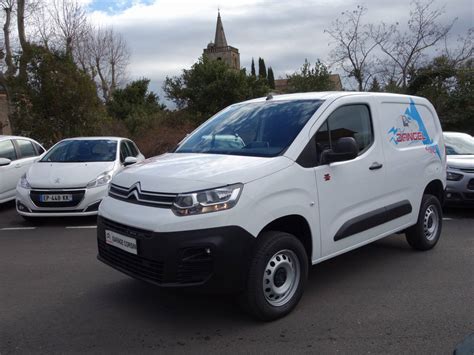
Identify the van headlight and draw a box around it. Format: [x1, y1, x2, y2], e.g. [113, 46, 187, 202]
[86, 171, 113, 188]
[19, 174, 31, 189]
[172, 183, 243, 216]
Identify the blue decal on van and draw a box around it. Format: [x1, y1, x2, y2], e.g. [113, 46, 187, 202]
[387, 99, 441, 158]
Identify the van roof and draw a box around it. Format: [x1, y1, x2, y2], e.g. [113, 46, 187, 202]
[242, 91, 427, 104]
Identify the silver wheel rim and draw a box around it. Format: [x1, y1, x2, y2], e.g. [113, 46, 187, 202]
[423, 204, 439, 241]
[262, 249, 300, 307]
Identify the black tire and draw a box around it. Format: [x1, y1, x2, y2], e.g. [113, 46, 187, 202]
[405, 194, 442, 251]
[239, 231, 308, 321]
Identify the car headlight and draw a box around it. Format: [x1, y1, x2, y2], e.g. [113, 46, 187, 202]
[447, 171, 463, 181]
[86, 171, 113, 188]
[172, 183, 243, 216]
[19, 174, 31, 189]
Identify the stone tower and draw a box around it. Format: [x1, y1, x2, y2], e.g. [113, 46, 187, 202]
[203, 12, 240, 70]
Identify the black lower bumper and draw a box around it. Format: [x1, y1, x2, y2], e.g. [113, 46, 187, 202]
[444, 191, 474, 206]
[97, 217, 255, 292]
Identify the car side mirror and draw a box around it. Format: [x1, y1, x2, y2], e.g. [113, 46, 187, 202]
[0, 158, 12, 167]
[123, 156, 138, 166]
[320, 137, 359, 165]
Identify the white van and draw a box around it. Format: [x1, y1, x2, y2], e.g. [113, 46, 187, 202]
[97, 92, 446, 320]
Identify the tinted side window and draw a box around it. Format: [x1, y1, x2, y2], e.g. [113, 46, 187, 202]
[316, 105, 373, 163]
[0, 140, 17, 160]
[126, 141, 138, 157]
[120, 141, 132, 162]
[16, 139, 37, 158]
[34, 142, 45, 155]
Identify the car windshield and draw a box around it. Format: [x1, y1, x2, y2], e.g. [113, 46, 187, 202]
[175, 100, 324, 157]
[40, 139, 118, 162]
[444, 134, 474, 155]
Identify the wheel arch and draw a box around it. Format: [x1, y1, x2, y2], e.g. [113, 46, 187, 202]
[260, 214, 313, 261]
[423, 179, 444, 205]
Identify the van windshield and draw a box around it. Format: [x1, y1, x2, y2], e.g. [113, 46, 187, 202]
[175, 100, 323, 157]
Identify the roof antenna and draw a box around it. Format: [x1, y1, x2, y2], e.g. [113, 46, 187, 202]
[266, 94, 273, 101]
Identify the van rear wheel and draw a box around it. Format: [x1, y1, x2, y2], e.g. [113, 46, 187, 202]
[405, 194, 442, 251]
[239, 231, 308, 321]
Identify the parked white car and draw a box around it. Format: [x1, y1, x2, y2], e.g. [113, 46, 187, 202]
[16, 137, 144, 217]
[0, 135, 45, 204]
[443, 131, 474, 205]
[97, 92, 446, 320]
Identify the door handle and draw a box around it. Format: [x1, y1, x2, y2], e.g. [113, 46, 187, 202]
[14, 163, 22, 168]
[369, 162, 383, 170]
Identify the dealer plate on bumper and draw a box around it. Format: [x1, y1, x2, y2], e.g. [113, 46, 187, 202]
[105, 230, 137, 255]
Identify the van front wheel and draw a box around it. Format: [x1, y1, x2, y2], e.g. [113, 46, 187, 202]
[405, 194, 442, 251]
[239, 231, 308, 321]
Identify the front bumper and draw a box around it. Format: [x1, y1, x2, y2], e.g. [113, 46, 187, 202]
[16, 184, 108, 217]
[445, 172, 474, 206]
[96, 216, 255, 292]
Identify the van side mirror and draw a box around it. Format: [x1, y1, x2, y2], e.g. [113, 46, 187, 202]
[320, 137, 358, 165]
[0, 158, 12, 167]
[124, 156, 138, 166]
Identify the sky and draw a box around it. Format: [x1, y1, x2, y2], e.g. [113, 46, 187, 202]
[83, 0, 473, 102]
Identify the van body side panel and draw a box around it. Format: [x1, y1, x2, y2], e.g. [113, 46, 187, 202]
[378, 97, 445, 229]
[310, 96, 397, 257]
[247, 164, 322, 261]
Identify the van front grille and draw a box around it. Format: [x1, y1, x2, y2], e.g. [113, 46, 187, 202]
[109, 183, 176, 208]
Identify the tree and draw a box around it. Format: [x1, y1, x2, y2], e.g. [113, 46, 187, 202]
[325, 5, 378, 91]
[11, 47, 105, 145]
[286, 59, 335, 93]
[77, 26, 130, 102]
[407, 56, 473, 133]
[163, 57, 269, 120]
[267, 67, 275, 89]
[369, 77, 381, 92]
[375, 0, 455, 88]
[50, 0, 88, 57]
[107, 79, 163, 134]
[0, 0, 16, 133]
[258, 57, 267, 78]
[250, 58, 256, 77]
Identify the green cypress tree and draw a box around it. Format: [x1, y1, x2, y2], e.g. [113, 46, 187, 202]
[267, 67, 275, 89]
[258, 57, 267, 78]
[251, 58, 256, 77]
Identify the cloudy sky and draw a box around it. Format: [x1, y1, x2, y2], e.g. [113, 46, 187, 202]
[83, 0, 472, 101]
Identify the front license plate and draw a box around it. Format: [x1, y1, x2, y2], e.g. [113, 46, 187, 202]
[105, 230, 137, 255]
[40, 194, 73, 202]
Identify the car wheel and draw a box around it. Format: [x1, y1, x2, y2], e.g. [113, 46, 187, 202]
[406, 194, 442, 251]
[239, 231, 308, 321]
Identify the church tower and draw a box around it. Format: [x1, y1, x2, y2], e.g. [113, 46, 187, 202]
[203, 12, 240, 70]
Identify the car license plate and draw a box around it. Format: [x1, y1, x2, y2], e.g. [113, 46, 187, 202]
[105, 230, 137, 255]
[40, 194, 73, 202]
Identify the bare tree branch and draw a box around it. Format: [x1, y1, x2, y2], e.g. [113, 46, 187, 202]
[325, 5, 378, 91]
[374, 0, 455, 88]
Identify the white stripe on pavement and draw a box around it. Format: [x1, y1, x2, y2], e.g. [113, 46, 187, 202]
[443, 217, 453, 221]
[0, 227, 37, 231]
[65, 226, 97, 229]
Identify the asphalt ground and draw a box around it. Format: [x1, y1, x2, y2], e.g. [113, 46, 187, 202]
[0, 200, 473, 354]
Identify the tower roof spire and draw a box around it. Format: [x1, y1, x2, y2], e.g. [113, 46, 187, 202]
[214, 11, 228, 48]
